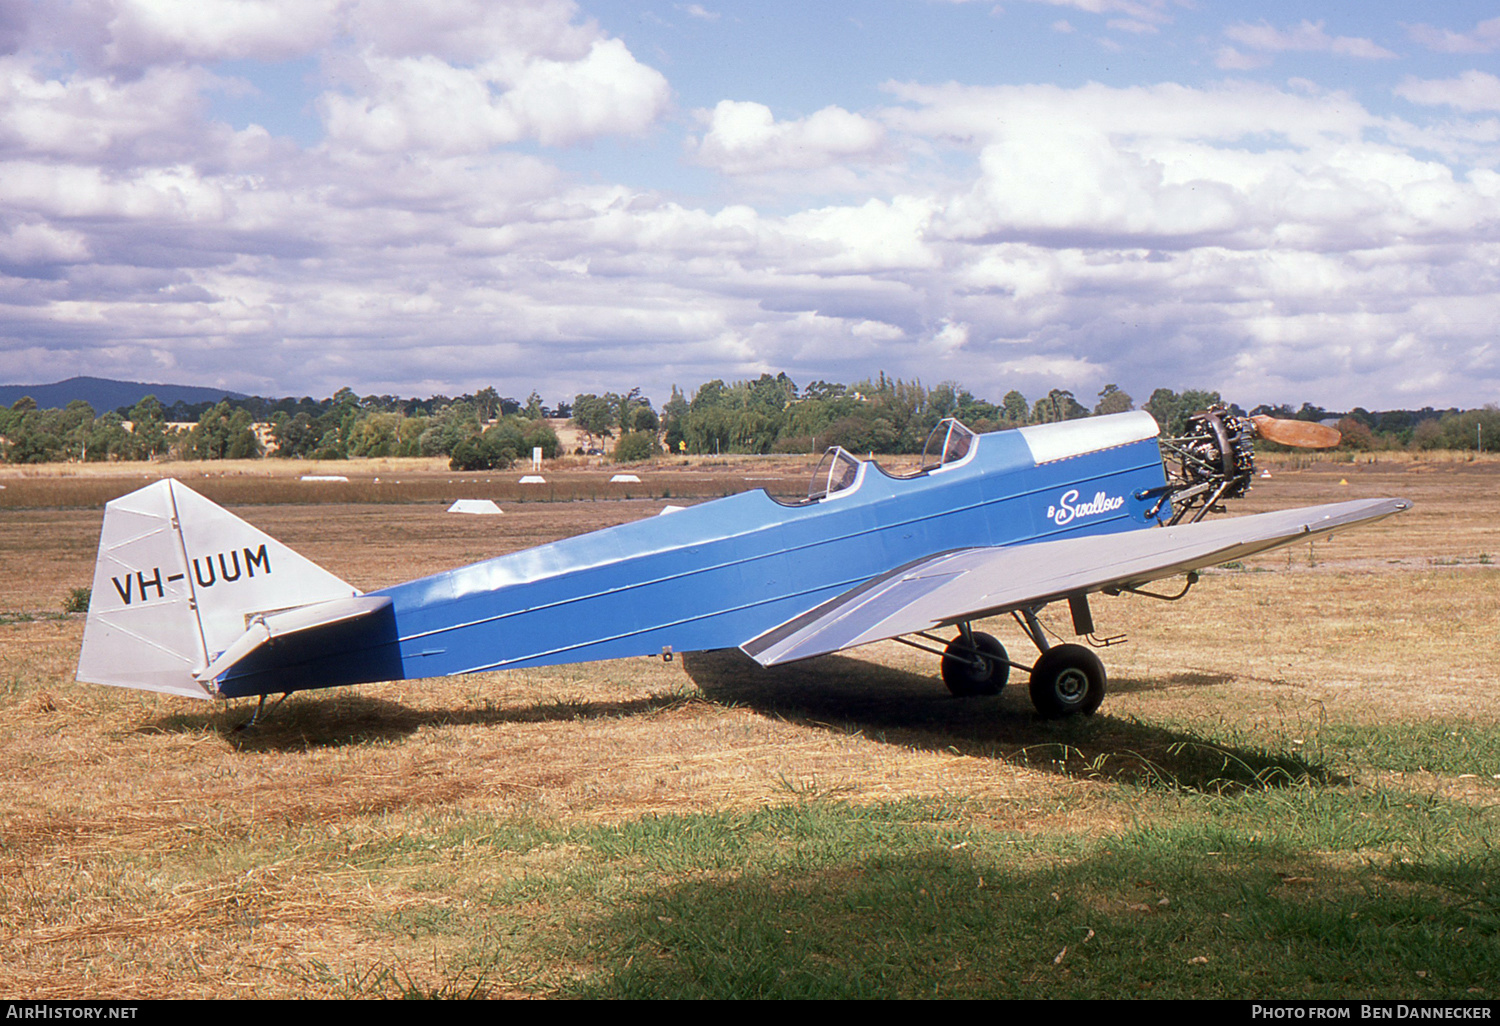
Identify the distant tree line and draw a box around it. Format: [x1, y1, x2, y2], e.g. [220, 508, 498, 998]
[1, 375, 1496, 466]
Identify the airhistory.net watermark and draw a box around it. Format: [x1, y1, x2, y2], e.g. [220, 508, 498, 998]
[5, 1007, 138, 1020]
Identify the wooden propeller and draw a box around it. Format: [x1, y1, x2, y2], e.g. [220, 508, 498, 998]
[1250, 415, 1342, 449]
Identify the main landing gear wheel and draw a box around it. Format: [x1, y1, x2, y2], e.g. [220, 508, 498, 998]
[1029, 644, 1106, 718]
[941, 632, 1009, 697]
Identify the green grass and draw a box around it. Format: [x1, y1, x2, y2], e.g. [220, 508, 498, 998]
[0, 609, 68, 626]
[306, 783, 1498, 1000]
[211, 716, 1497, 999]
[1317, 722, 1500, 777]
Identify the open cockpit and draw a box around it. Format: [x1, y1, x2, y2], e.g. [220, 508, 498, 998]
[779, 418, 980, 506]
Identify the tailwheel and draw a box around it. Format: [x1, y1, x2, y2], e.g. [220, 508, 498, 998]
[1028, 644, 1106, 718]
[941, 632, 1008, 697]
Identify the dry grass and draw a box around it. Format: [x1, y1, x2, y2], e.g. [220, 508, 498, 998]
[0, 457, 1494, 997]
[0, 453, 853, 511]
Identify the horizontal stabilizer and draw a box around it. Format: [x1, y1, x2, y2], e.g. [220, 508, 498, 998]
[744, 498, 1410, 667]
[199, 595, 404, 698]
[197, 596, 393, 683]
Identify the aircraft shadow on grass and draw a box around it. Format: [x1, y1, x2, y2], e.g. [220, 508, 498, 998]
[143, 687, 699, 753]
[679, 649, 1333, 792]
[146, 648, 1332, 791]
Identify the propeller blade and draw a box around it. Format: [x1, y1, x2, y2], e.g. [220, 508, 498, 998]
[1251, 415, 1342, 449]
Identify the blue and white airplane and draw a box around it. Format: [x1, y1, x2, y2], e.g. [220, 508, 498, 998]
[77, 409, 1408, 718]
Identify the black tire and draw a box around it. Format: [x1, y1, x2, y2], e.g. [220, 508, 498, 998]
[941, 632, 1009, 697]
[1028, 644, 1106, 718]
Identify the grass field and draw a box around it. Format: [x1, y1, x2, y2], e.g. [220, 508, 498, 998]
[1, 455, 1496, 998]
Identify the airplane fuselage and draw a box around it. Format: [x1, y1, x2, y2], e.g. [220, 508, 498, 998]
[213, 412, 1170, 697]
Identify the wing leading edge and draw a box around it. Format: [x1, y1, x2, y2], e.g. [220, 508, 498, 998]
[743, 497, 1410, 667]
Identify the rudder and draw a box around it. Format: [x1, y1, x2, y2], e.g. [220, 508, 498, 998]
[77, 479, 360, 699]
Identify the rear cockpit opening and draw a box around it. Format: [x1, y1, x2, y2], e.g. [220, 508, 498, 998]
[885, 417, 979, 481]
[920, 418, 977, 472]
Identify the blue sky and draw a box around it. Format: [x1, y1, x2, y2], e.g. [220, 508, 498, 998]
[2, 1, 1498, 412]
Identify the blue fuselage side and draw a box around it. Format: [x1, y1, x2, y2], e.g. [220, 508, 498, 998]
[381, 425, 1167, 678]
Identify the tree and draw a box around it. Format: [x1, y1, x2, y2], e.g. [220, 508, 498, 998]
[85, 413, 134, 461]
[1335, 417, 1376, 451]
[347, 412, 405, 457]
[450, 422, 523, 470]
[661, 385, 690, 453]
[614, 430, 659, 463]
[224, 408, 262, 459]
[60, 400, 96, 460]
[127, 396, 169, 459]
[609, 387, 647, 431]
[630, 406, 659, 433]
[1145, 388, 1222, 435]
[1094, 384, 1133, 415]
[272, 412, 319, 457]
[188, 402, 260, 460]
[571, 393, 615, 449]
[1001, 390, 1029, 424]
[1031, 389, 1087, 424]
[690, 379, 727, 411]
[3, 402, 65, 463]
[472, 387, 501, 422]
[523, 418, 561, 459]
[418, 400, 481, 457]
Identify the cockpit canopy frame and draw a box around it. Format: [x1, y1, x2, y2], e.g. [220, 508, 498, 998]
[807, 446, 862, 501]
[920, 418, 977, 472]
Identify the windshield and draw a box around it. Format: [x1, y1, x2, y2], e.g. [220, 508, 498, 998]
[808, 447, 861, 501]
[920, 418, 976, 471]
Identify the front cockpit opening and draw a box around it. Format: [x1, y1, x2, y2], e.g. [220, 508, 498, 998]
[807, 446, 862, 501]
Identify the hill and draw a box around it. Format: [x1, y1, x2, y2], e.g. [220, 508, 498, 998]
[0, 376, 250, 412]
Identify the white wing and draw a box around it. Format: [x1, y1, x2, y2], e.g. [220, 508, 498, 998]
[743, 498, 1409, 667]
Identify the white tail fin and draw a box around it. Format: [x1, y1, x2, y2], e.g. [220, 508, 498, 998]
[77, 479, 359, 699]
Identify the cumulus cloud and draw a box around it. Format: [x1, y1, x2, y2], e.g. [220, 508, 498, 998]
[1407, 16, 1500, 54]
[1009, 0, 1174, 26]
[689, 101, 887, 175]
[1213, 47, 1270, 71]
[1223, 20, 1397, 60]
[1395, 70, 1500, 113]
[343, 0, 599, 64]
[0, 57, 221, 162]
[904, 81, 1500, 253]
[320, 38, 669, 152]
[782, 197, 938, 274]
[866, 80, 1500, 403]
[2, 5, 1499, 410]
[882, 79, 1378, 151]
[1107, 20, 1158, 35]
[0, 221, 91, 269]
[101, 0, 342, 67]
